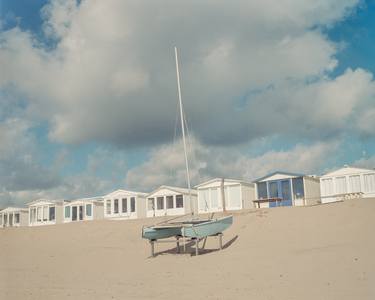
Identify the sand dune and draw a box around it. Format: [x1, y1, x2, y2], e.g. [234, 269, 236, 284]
[1, 199, 374, 300]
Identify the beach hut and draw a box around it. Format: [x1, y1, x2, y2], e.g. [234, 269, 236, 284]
[103, 189, 147, 220]
[0, 207, 28, 228]
[195, 178, 255, 213]
[28, 199, 64, 226]
[146, 185, 198, 218]
[320, 166, 375, 203]
[63, 197, 104, 223]
[253, 171, 321, 208]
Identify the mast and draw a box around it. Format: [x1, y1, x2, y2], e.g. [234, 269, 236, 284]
[174, 47, 194, 216]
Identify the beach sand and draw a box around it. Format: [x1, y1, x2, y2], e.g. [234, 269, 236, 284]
[1, 198, 374, 300]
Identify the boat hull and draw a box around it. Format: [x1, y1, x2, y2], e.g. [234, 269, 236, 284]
[142, 226, 181, 240]
[183, 215, 233, 238]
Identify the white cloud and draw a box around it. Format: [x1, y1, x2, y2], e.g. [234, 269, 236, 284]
[236, 68, 375, 142]
[0, 143, 128, 207]
[125, 136, 338, 191]
[0, 0, 369, 147]
[41, 0, 79, 39]
[352, 154, 375, 170]
[0, 114, 128, 206]
[0, 118, 61, 197]
[357, 108, 375, 136]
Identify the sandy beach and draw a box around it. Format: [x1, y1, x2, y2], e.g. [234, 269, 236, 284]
[1, 198, 374, 300]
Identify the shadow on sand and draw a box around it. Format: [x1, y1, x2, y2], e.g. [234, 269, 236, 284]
[151, 235, 239, 258]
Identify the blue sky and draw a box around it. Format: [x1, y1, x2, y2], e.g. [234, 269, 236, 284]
[0, 0, 375, 206]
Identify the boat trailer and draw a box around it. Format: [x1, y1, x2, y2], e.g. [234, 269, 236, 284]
[149, 233, 223, 257]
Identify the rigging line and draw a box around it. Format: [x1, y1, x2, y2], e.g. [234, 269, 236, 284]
[182, 103, 209, 213]
[183, 108, 204, 185]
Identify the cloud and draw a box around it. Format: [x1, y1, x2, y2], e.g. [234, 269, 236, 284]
[0, 114, 128, 206]
[1, 0, 374, 206]
[231, 68, 375, 144]
[125, 136, 338, 191]
[352, 154, 375, 170]
[0, 118, 61, 195]
[357, 108, 375, 137]
[0, 143, 128, 207]
[0, 0, 370, 148]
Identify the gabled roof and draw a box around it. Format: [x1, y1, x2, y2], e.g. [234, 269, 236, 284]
[321, 165, 375, 177]
[147, 185, 197, 197]
[0, 207, 28, 213]
[104, 189, 148, 198]
[27, 199, 64, 206]
[253, 171, 306, 183]
[65, 196, 104, 204]
[194, 178, 254, 188]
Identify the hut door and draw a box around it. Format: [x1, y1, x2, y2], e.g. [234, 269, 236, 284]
[280, 180, 292, 206]
[72, 206, 78, 221]
[79, 206, 84, 220]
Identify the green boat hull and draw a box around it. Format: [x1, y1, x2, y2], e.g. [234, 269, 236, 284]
[142, 215, 233, 240]
[142, 226, 181, 240]
[182, 215, 233, 238]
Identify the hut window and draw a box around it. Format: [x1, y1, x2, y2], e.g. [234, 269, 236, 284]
[86, 204, 92, 217]
[292, 177, 304, 199]
[43, 206, 48, 221]
[114, 199, 119, 214]
[106, 200, 111, 214]
[349, 175, 361, 193]
[130, 197, 135, 212]
[210, 188, 219, 208]
[335, 177, 347, 194]
[49, 207, 55, 221]
[0, 214, 2, 226]
[157, 197, 164, 210]
[148, 198, 154, 211]
[257, 182, 267, 199]
[176, 195, 183, 208]
[30, 208, 36, 223]
[122, 198, 127, 213]
[364, 174, 375, 192]
[9, 214, 13, 226]
[321, 178, 333, 196]
[166, 196, 174, 209]
[269, 182, 278, 198]
[65, 206, 71, 218]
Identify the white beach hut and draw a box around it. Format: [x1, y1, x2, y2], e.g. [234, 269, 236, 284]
[195, 178, 255, 213]
[63, 196, 104, 223]
[253, 171, 321, 208]
[0, 207, 28, 228]
[320, 166, 375, 203]
[28, 199, 64, 226]
[146, 185, 198, 218]
[103, 189, 147, 220]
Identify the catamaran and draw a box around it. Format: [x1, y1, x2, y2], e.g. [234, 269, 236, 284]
[141, 48, 233, 256]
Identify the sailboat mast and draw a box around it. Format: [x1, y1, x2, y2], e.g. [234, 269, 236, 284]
[174, 47, 194, 216]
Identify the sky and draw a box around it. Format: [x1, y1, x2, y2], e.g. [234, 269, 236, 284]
[0, 0, 375, 207]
